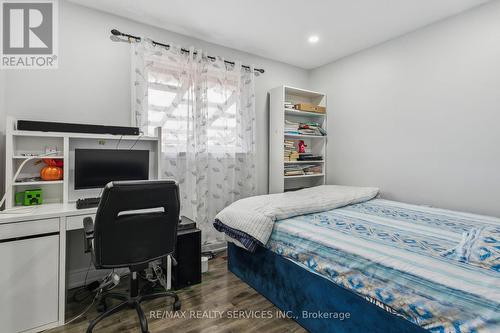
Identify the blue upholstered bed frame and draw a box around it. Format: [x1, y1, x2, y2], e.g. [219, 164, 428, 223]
[228, 243, 428, 333]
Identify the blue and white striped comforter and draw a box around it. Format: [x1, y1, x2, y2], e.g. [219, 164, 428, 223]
[267, 199, 500, 333]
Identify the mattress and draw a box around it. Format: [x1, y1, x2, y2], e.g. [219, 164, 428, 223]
[266, 199, 500, 333]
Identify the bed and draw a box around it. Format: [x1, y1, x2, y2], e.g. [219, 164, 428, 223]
[214, 187, 500, 333]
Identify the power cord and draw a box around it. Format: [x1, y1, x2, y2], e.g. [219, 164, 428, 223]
[65, 289, 102, 325]
[72, 258, 93, 303]
[116, 135, 123, 148]
[129, 132, 143, 149]
[152, 263, 168, 292]
[65, 270, 120, 326]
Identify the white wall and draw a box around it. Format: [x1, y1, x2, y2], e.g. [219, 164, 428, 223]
[310, 1, 500, 217]
[1, 0, 308, 286]
[2, 0, 309, 196]
[0, 71, 5, 193]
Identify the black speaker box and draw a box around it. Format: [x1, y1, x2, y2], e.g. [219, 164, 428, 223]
[171, 228, 201, 290]
[17, 120, 140, 136]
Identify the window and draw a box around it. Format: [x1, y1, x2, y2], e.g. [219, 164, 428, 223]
[145, 64, 241, 153]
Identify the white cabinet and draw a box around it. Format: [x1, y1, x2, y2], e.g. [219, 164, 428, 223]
[0, 233, 60, 333]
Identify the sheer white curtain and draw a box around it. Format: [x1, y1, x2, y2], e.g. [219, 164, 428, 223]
[132, 40, 257, 248]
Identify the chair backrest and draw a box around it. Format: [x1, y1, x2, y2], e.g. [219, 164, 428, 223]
[93, 180, 180, 269]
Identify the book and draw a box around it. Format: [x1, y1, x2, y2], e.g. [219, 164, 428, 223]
[283, 139, 297, 161]
[284, 163, 322, 176]
[285, 121, 327, 136]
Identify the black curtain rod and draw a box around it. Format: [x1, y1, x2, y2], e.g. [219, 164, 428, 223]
[111, 29, 265, 74]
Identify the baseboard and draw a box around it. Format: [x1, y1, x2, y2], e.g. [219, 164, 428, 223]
[202, 241, 227, 253]
[67, 267, 129, 289]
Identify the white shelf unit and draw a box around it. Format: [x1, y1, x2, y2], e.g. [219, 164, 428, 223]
[4, 117, 162, 209]
[284, 160, 324, 164]
[13, 180, 65, 186]
[284, 173, 325, 179]
[284, 108, 326, 117]
[13, 155, 64, 159]
[285, 133, 327, 139]
[269, 86, 327, 193]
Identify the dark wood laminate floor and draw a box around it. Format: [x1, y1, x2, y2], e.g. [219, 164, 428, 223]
[47, 252, 306, 333]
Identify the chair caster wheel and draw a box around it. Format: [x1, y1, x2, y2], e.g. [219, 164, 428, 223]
[173, 300, 181, 311]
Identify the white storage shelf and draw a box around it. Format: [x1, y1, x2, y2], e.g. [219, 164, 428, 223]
[284, 173, 325, 179]
[285, 133, 326, 139]
[13, 155, 64, 159]
[285, 108, 325, 117]
[13, 180, 64, 186]
[284, 161, 324, 164]
[5, 117, 162, 209]
[12, 130, 158, 141]
[269, 86, 327, 193]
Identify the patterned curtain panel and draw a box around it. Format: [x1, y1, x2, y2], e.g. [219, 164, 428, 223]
[132, 40, 257, 248]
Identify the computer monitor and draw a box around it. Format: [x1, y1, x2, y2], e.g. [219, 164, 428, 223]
[74, 149, 149, 190]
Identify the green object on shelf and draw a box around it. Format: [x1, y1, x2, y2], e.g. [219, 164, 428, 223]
[15, 189, 43, 206]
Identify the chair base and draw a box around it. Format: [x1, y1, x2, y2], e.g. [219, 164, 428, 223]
[87, 291, 181, 333]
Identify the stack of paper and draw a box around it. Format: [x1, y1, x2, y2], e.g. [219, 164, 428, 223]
[284, 120, 300, 135]
[298, 122, 327, 136]
[303, 165, 322, 175]
[284, 163, 322, 176]
[284, 140, 295, 161]
[285, 120, 327, 136]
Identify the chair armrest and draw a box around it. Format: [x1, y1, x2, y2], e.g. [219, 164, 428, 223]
[83, 217, 94, 253]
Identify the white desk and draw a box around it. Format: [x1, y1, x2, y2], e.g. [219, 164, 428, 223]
[0, 203, 97, 227]
[1, 119, 165, 332]
[0, 203, 171, 333]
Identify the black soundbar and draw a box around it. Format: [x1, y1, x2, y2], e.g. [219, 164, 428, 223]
[17, 120, 140, 136]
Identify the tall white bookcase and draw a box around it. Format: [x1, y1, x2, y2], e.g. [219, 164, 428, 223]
[269, 86, 327, 193]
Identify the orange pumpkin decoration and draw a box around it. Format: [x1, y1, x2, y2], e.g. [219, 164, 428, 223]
[40, 159, 63, 181]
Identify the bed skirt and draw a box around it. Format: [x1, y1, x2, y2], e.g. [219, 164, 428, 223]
[227, 243, 428, 333]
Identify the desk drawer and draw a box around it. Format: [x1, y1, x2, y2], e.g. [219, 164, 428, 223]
[66, 214, 95, 231]
[0, 218, 59, 240]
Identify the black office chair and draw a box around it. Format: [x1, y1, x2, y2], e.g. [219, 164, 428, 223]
[83, 180, 181, 333]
